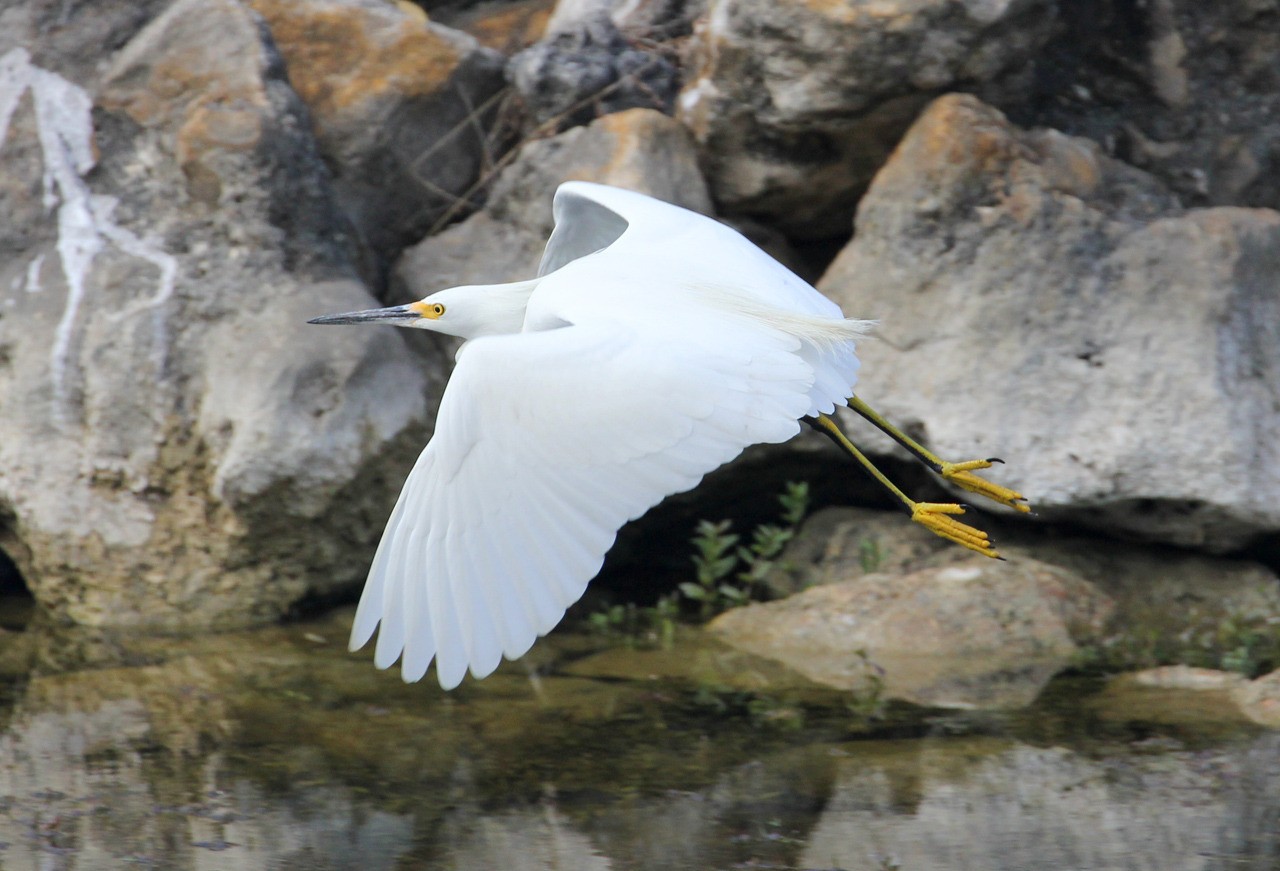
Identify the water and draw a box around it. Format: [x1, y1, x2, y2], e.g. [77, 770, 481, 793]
[0, 605, 1276, 870]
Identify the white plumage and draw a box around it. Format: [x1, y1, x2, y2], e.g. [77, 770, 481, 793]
[313, 182, 873, 688]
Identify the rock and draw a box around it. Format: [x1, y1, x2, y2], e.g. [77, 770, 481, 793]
[1126, 665, 1249, 692]
[1095, 670, 1257, 734]
[678, 0, 1056, 237]
[545, 0, 704, 38]
[709, 557, 1114, 709]
[820, 94, 1280, 551]
[1233, 669, 1280, 729]
[0, 0, 432, 628]
[1016, 0, 1280, 211]
[544, 0, 621, 34]
[0, 0, 173, 89]
[1013, 536, 1280, 670]
[246, 0, 508, 271]
[764, 508, 1280, 676]
[431, 0, 555, 53]
[394, 107, 711, 297]
[763, 506, 953, 598]
[506, 13, 678, 129]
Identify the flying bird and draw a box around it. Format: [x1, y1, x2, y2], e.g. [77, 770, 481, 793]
[310, 182, 1029, 688]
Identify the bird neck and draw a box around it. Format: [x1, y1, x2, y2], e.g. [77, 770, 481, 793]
[476, 279, 540, 336]
[440, 279, 540, 340]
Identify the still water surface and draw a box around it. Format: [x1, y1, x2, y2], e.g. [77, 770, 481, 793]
[0, 605, 1275, 870]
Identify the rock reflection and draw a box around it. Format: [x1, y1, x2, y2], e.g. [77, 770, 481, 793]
[0, 616, 1275, 870]
[801, 735, 1280, 871]
[438, 802, 611, 871]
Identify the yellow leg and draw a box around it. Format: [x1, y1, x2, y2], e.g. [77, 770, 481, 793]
[846, 395, 1031, 514]
[810, 414, 1002, 559]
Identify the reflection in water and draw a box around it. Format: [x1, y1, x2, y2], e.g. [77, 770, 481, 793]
[803, 737, 1280, 871]
[0, 610, 1275, 870]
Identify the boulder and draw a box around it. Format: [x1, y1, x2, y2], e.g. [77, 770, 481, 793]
[0, 0, 432, 629]
[544, 0, 704, 39]
[506, 13, 678, 129]
[431, 0, 554, 53]
[709, 556, 1114, 709]
[246, 0, 508, 271]
[393, 107, 712, 298]
[0, 0, 173, 89]
[1234, 669, 1280, 729]
[1016, 0, 1280, 211]
[820, 94, 1280, 551]
[768, 507, 1280, 674]
[1126, 665, 1249, 692]
[678, 0, 1055, 237]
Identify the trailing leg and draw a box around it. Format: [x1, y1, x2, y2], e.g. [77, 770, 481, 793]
[807, 413, 1002, 559]
[845, 395, 1030, 514]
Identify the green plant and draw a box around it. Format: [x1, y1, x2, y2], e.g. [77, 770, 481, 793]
[587, 595, 679, 649]
[858, 536, 883, 573]
[1069, 602, 1280, 679]
[1212, 610, 1280, 677]
[680, 482, 811, 618]
[681, 519, 742, 620]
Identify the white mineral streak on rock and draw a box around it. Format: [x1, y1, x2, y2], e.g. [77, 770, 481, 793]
[24, 253, 44, 292]
[0, 48, 176, 422]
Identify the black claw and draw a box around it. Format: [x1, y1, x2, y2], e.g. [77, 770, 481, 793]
[958, 502, 973, 510]
[987, 457, 1005, 464]
[995, 555, 1008, 562]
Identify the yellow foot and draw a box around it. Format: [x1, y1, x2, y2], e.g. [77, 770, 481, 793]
[911, 502, 1002, 559]
[939, 460, 1032, 514]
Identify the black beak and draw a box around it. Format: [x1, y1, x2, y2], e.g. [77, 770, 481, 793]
[308, 304, 421, 326]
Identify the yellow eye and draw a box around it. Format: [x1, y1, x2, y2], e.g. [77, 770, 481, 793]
[411, 300, 446, 319]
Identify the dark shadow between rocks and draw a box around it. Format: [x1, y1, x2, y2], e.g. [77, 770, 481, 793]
[0, 507, 33, 633]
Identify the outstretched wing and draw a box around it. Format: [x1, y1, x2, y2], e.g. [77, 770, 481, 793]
[349, 316, 816, 688]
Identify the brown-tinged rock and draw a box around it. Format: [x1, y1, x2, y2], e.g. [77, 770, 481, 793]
[1234, 669, 1280, 729]
[710, 556, 1113, 709]
[248, 0, 507, 267]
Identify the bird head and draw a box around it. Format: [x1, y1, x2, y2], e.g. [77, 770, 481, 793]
[309, 281, 537, 341]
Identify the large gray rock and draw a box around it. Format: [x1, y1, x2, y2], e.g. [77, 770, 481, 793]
[246, 0, 507, 272]
[678, 0, 1055, 237]
[710, 556, 1113, 709]
[394, 106, 712, 298]
[0, 0, 433, 628]
[0, 0, 173, 90]
[820, 94, 1280, 552]
[1018, 0, 1280, 212]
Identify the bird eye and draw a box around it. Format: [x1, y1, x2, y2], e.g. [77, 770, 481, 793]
[432, 303, 445, 317]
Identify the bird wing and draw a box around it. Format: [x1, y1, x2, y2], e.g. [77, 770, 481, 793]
[350, 315, 817, 688]
[537, 184, 630, 277]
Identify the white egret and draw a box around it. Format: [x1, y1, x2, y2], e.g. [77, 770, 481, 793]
[310, 182, 1029, 689]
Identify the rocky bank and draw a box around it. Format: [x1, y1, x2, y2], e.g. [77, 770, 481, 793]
[1, 0, 1277, 704]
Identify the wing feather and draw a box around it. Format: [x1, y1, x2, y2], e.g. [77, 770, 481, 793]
[351, 316, 816, 686]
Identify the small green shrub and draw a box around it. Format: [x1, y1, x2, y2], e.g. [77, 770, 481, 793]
[680, 482, 811, 619]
